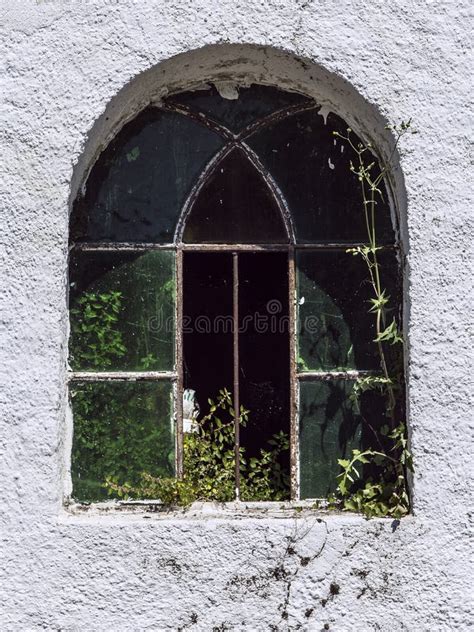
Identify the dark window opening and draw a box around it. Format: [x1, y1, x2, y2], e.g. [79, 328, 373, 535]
[183, 252, 234, 409]
[238, 252, 289, 461]
[183, 251, 290, 490]
[182, 148, 288, 244]
[247, 108, 393, 244]
[70, 108, 224, 244]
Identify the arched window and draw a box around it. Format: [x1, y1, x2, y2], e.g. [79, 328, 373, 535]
[69, 84, 402, 504]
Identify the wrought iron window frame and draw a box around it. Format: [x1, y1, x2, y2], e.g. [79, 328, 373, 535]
[69, 98, 397, 502]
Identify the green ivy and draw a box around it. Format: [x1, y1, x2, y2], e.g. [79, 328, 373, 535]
[70, 290, 127, 369]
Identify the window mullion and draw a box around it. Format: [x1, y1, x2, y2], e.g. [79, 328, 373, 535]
[176, 246, 184, 479]
[288, 247, 299, 501]
[232, 252, 241, 501]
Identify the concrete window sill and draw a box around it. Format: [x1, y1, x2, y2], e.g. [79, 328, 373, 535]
[61, 499, 405, 523]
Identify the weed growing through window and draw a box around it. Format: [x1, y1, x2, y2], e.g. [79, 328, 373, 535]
[331, 121, 416, 518]
[105, 388, 290, 504]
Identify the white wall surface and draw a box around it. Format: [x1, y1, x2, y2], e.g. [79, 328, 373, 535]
[0, 1, 472, 630]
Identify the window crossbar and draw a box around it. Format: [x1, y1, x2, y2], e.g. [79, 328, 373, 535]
[296, 370, 379, 380]
[68, 371, 177, 382]
[71, 242, 398, 252]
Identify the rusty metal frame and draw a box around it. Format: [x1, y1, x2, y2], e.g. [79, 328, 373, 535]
[232, 252, 241, 500]
[71, 242, 175, 252]
[175, 246, 184, 478]
[174, 143, 235, 241]
[170, 100, 309, 244]
[296, 370, 377, 381]
[288, 247, 298, 500]
[70, 242, 398, 253]
[180, 244, 289, 251]
[69, 371, 176, 382]
[161, 97, 317, 144]
[239, 142, 295, 242]
[69, 94, 401, 503]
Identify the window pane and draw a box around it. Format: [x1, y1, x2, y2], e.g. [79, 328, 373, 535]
[299, 380, 362, 499]
[183, 149, 288, 243]
[167, 83, 311, 133]
[70, 108, 224, 243]
[296, 249, 400, 371]
[238, 252, 290, 460]
[247, 108, 394, 244]
[70, 250, 175, 371]
[71, 381, 174, 502]
[183, 252, 234, 407]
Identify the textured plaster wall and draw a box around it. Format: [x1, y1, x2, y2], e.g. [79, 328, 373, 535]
[0, 1, 472, 630]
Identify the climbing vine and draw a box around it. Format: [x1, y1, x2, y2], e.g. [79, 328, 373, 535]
[331, 121, 416, 518]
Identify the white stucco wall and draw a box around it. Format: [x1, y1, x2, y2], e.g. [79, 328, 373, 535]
[0, 1, 472, 630]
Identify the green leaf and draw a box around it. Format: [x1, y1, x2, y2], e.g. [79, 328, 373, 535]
[374, 319, 403, 345]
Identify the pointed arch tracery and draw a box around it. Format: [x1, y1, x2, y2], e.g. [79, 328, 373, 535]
[68, 82, 403, 503]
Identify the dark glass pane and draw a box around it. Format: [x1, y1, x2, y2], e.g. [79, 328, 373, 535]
[167, 83, 311, 133]
[247, 108, 394, 244]
[299, 380, 362, 499]
[183, 252, 234, 410]
[238, 253, 290, 485]
[71, 381, 174, 502]
[183, 149, 288, 243]
[296, 249, 400, 371]
[70, 108, 224, 243]
[70, 251, 175, 371]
